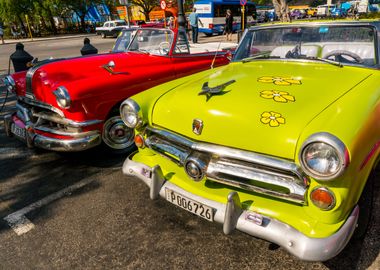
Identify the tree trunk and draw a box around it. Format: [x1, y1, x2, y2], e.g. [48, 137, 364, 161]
[272, 0, 290, 22]
[143, 11, 150, 21]
[38, 10, 48, 31]
[46, 7, 58, 34]
[80, 15, 86, 32]
[16, 14, 27, 36]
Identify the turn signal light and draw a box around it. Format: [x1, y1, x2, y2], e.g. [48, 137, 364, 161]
[209, 24, 214, 29]
[310, 187, 335, 210]
[134, 134, 145, 148]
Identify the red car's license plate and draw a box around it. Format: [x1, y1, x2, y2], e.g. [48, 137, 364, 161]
[11, 123, 26, 139]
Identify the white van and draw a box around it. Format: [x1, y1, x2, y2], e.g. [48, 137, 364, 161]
[317, 4, 336, 16]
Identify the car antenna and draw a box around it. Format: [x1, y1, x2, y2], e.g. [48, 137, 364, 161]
[210, 41, 222, 69]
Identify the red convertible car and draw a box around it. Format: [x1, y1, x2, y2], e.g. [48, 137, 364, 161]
[2, 28, 230, 153]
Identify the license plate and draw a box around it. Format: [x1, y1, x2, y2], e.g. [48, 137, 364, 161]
[165, 188, 214, 222]
[11, 123, 26, 139]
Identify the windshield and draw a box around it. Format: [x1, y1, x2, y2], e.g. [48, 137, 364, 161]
[112, 30, 136, 52]
[128, 28, 174, 56]
[233, 25, 377, 67]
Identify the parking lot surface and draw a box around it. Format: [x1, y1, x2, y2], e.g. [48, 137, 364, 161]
[0, 40, 379, 269]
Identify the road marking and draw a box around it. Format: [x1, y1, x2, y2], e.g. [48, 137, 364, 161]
[4, 177, 96, 235]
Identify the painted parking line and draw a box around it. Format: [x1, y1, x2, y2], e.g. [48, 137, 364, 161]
[4, 177, 96, 236]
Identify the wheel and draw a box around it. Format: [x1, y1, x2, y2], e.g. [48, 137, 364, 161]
[324, 50, 363, 64]
[204, 33, 213, 37]
[353, 170, 375, 239]
[101, 32, 106, 39]
[101, 115, 136, 154]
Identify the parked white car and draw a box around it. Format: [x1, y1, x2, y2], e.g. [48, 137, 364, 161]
[316, 4, 337, 17]
[96, 20, 132, 38]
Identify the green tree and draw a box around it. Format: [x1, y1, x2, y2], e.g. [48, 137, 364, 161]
[33, 0, 58, 34]
[0, 0, 34, 34]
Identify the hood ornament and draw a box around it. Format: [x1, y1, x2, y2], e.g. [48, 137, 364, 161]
[102, 60, 129, 75]
[198, 79, 236, 101]
[192, 119, 203, 135]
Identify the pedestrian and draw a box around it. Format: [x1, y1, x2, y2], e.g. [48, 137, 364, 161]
[169, 16, 175, 29]
[186, 16, 191, 41]
[0, 23, 4, 44]
[188, 7, 203, 44]
[80, 37, 98, 56]
[224, 9, 233, 41]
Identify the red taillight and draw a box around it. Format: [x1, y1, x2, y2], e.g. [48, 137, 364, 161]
[134, 134, 145, 148]
[208, 24, 214, 29]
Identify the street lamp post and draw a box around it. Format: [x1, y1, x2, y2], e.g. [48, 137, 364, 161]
[177, 0, 186, 31]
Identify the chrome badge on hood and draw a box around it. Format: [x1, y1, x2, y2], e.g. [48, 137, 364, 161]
[192, 119, 203, 135]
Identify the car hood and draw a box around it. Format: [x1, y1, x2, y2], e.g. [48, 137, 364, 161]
[152, 61, 373, 160]
[22, 52, 156, 100]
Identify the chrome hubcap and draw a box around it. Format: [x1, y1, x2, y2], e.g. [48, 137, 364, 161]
[102, 116, 134, 150]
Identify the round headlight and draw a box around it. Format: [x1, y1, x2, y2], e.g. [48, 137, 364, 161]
[299, 133, 349, 180]
[3, 75, 16, 93]
[53, 86, 71, 109]
[120, 99, 142, 129]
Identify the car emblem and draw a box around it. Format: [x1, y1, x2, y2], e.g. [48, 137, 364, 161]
[198, 79, 236, 101]
[192, 119, 203, 135]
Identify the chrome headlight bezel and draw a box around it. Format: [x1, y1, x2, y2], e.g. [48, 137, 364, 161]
[120, 99, 143, 129]
[53, 86, 71, 109]
[299, 132, 349, 181]
[3, 75, 16, 94]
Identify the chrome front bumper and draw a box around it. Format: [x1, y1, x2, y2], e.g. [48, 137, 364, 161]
[123, 154, 360, 262]
[4, 113, 101, 152]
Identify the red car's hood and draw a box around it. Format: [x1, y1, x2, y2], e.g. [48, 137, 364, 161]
[14, 52, 160, 99]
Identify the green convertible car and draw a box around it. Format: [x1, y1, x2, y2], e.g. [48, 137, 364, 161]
[121, 20, 380, 261]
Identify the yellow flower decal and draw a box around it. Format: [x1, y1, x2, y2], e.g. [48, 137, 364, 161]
[258, 76, 302, 86]
[260, 90, 295, 103]
[260, 111, 286, 127]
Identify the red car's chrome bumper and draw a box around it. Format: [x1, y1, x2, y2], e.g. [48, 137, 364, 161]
[4, 112, 102, 152]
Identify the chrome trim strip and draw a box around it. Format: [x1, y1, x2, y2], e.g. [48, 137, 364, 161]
[19, 96, 64, 117]
[32, 111, 102, 128]
[34, 126, 100, 138]
[123, 156, 359, 262]
[26, 58, 65, 98]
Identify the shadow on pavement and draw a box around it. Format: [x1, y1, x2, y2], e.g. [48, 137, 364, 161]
[324, 171, 380, 270]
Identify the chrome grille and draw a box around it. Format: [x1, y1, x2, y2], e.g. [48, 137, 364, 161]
[16, 99, 102, 136]
[144, 126, 309, 204]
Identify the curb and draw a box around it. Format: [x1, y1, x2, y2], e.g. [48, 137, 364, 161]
[2, 33, 97, 45]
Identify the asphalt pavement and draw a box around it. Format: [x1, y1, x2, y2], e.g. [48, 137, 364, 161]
[0, 35, 379, 269]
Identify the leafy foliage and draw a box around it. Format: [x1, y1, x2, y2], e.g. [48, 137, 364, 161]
[129, 0, 158, 21]
[0, 0, 115, 35]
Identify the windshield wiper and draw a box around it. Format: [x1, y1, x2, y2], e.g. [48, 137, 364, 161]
[241, 51, 278, 63]
[302, 56, 343, 67]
